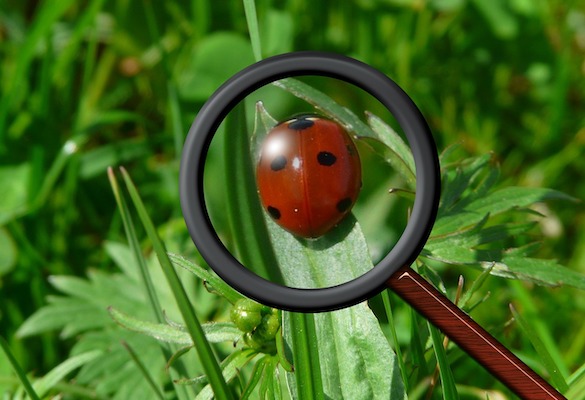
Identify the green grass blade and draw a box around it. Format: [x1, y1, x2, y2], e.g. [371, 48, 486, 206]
[223, 102, 282, 283]
[52, 0, 106, 87]
[0, 0, 76, 144]
[143, 0, 184, 158]
[0, 336, 41, 400]
[567, 362, 585, 400]
[427, 323, 459, 400]
[119, 167, 234, 400]
[288, 312, 325, 400]
[243, 0, 263, 61]
[191, 0, 210, 38]
[108, 168, 165, 322]
[381, 291, 409, 392]
[108, 168, 192, 400]
[509, 280, 570, 379]
[509, 304, 569, 392]
[409, 307, 430, 379]
[121, 341, 166, 400]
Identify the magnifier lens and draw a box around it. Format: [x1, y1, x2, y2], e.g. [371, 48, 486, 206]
[203, 76, 413, 290]
[181, 52, 439, 312]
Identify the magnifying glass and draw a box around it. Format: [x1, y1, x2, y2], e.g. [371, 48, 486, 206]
[180, 52, 566, 400]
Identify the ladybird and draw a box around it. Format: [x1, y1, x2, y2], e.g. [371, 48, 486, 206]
[256, 115, 361, 238]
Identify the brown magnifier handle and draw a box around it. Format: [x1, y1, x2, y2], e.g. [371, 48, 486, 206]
[387, 265, 566, 400]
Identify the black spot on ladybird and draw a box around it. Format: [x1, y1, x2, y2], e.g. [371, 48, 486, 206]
[317, 151, 337, 166]
[288, 118, 314, 130]
[267, 206, 281, 219]
[270, 155, 287, 171]
[336, 198, 352, 213]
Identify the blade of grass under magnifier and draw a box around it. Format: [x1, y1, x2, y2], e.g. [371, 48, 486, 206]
[386, 265, 566, 400]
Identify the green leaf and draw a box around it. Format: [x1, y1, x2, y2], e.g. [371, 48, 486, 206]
[108, 306, 241, 345]
[424, 247, 585, 290]
[260, 10, 294, 56]
[72, 331, 167, 399]
[272, 216, 406, 398]
[510, 305, 569, 392]
[33, 350, 102, 398]
[433, 186, 574, 236]
[496, 257, 585, 290]
[426, 219, 536, 251]
[175, 33, 255, 101]
[439, 153, 495, 214]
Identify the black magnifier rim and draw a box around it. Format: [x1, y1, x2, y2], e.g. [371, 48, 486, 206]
[180, 51, 440, 312]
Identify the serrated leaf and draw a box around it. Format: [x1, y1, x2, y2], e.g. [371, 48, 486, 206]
[16, 298, 110, 339]
[104, 240, 141, 282]
[108, 307, 241, 345]
[71, 330, 165, 398]
[433, 186, 575, 236]
[439, 153, 494, 213]
[496, 257, 585, 290]
[426, 220, 536, 250]
[424, 248, 585, 290]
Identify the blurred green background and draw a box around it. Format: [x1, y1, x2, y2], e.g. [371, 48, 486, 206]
[1, 0, 584, 397]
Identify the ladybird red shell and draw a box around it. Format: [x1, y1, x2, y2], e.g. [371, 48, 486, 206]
[256, 115, 361, 238]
